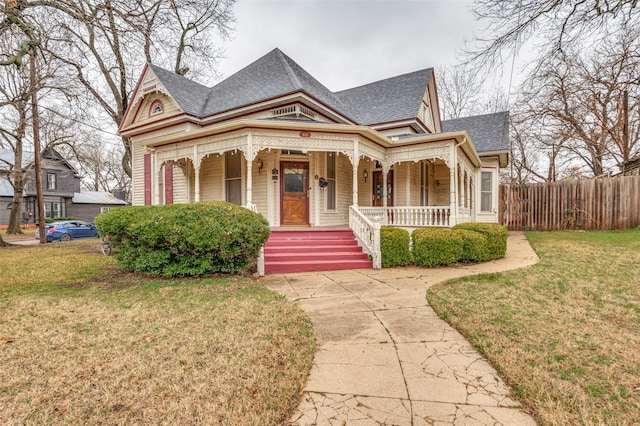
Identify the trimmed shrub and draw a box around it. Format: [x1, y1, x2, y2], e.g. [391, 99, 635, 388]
[452, 222, 508, 260]
[453, 229, 490, 263]
[95, 201, 270, 277]
[380, 227, 412, 267]
[412, 228, 463, 267]
[45, 216, 77, 223]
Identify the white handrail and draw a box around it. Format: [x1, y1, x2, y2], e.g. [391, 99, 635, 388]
[349, 205, 381, 269]
[358, 206, 451, 227]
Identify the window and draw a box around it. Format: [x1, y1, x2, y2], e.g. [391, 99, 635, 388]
[150, 100, 164, 115]
[481, 171, 493, 212]
[44, 202, 61, 219]
[326, 153, 336, 210]
[225, 151, 242, 205]
[47, 173, 57, 190]
[100, 207, 113, 213]
[420, 161, 429, 206]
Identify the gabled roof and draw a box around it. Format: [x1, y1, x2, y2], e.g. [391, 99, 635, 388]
[0, 178, 13, 197]
[146, 48, 435, 126]
[150, 48, 348, 119]
[0, 148, 34, 171]
[201, 48, 347, 118]
[148, 64, 210, 117]
[71, 191, 129, 205]
[0, 148, 78, 174]
[336, 68, 433, 125]
[441, 111, 510, 154]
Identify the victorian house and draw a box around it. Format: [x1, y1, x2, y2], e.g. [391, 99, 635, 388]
[119, 48, 509, 273]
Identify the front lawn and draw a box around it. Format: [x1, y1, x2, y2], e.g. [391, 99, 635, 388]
[0, 242, 315, 424]
[427, 230, 640, 425]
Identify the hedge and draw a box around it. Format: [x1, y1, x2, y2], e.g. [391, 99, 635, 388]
[95, 201, 270, 277]
[452, 222, 508, 260]
[453, 229, 490, 263]
[412, 228, 463, 267]
[380, 227, 412, 267]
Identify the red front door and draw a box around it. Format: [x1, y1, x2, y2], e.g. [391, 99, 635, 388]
[281, 162, 309, 225]
[372, 170, 393, 206]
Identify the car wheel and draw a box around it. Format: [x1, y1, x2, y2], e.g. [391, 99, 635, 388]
[60, 233, 72, 242]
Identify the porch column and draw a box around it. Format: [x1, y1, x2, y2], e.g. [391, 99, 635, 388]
[449, 145, 457, 226]
[154, 156, 161, 205]
[194, 146, 201, 202]
[352, 141, 359, 206]
[246, 134, 253, 208]
[194, 168, 200, 202]
[382, 164, 389, 208]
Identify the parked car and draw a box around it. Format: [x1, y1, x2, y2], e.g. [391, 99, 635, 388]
[35, 220, 99, 242]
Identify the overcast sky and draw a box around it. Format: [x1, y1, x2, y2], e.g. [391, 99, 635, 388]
[214, 0, 520, 92]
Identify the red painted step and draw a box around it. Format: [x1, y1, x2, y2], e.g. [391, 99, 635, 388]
[264, 229, 373, 274]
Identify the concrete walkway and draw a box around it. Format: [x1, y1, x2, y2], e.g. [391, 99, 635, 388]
[260, 232, 540, 425]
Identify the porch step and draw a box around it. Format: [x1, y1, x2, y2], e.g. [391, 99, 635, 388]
[264, 229, 373, 274]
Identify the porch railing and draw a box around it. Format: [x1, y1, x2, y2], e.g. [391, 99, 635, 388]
[349, 205, 381, 269]
[358, 206, 451, 227]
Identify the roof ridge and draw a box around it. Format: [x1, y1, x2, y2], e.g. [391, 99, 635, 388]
[275, 49, 303, 90]
[336, 67, 433, 95]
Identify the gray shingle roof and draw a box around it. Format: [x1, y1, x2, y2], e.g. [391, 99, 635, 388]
[148, 48, 434, 125]
[148, 64, 211, 117]
[72, 191, 129, 205]
[336, 69, 432, 125]
[0, 148, 34, 171]
[0, 178, 13, 197]
[441, 111, 510, 154]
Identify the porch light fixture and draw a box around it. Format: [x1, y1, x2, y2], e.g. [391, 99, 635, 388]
[436, 179, 440, 186]
[363, 170, 369, 182]
[257, 158, 263, 174]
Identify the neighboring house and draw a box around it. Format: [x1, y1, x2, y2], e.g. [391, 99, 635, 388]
[0, 148, 128, 225]
[70, 191, 129, 222]
[620, 156, 640, 176]
[120, 48, 509, 229]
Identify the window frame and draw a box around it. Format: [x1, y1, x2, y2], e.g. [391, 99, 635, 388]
[480, 170, 494, 213]
[225, 151, 242, 205]
[46, 173, 57, 190]
[326, 152, 337, 211]
[149, 100, 164, 116]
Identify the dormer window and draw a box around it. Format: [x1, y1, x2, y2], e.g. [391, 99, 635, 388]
[150, 100, 164, 116]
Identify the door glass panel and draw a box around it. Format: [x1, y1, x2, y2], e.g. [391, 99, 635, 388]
[284, 168, 305, 192]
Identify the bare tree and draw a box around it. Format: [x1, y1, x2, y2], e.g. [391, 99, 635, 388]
[37, 0, 235, 177]
[437, 64, 509, 120]
[520, 29, 640, 178]
[468, 0, 639, 69]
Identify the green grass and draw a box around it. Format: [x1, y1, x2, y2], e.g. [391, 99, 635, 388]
[427, 230, 640, 425]
[0, 241, 315, 424]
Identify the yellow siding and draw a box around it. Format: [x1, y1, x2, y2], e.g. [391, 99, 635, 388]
[319, 153, 351, 226]
[251, 151, 269, 219]
[358, 158, 372, 206]
[199, 155, 223, 201]
[172, 164, 188, 204]
[131, 142, 146, 206]
[431, 163, 451, 205]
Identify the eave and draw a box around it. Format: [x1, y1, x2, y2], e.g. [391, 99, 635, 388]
[136, 119, 482, 167]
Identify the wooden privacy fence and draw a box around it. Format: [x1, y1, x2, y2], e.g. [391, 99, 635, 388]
[499, 176, 640, 231]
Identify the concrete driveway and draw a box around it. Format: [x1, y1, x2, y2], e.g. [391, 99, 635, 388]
[261, 232, 539, 425]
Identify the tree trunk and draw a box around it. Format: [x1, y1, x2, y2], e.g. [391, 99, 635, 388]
[6, 192, 24, 234]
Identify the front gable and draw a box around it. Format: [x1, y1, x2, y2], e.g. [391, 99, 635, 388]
[121, 65, 185, 132]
